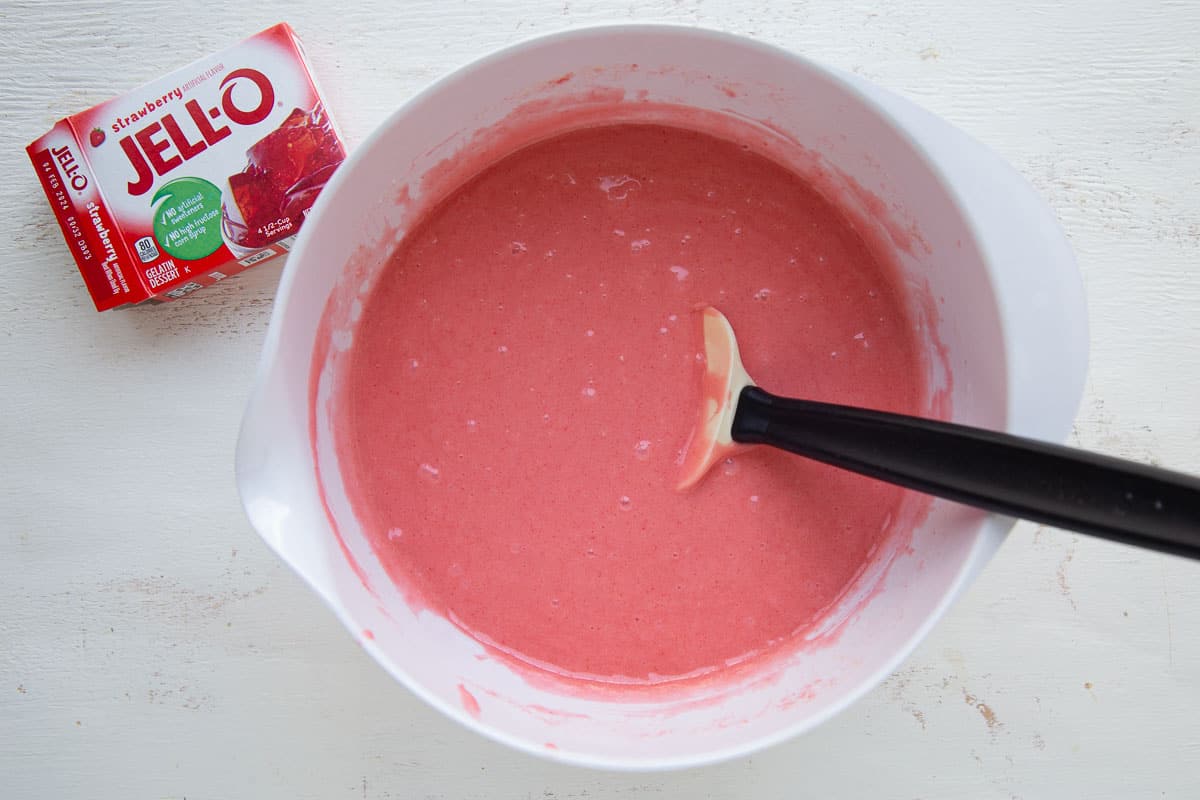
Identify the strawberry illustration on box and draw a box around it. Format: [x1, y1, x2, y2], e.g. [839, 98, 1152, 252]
[26, 23, 347, 311]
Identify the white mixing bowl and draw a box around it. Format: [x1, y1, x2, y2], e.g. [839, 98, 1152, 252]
[236, 24, 1088, 769]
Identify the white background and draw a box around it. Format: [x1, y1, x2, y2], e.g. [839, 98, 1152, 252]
[2, 1, 1198, 798]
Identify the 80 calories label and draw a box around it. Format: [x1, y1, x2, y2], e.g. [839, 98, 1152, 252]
[26, 23, 346, 311]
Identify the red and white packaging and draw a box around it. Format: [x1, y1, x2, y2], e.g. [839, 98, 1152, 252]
[27, 23, 347, 311]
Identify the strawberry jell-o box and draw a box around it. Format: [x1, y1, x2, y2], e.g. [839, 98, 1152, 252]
[27, 23, 347, 311]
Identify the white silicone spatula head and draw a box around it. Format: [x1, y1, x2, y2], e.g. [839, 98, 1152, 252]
[676, 307, 757, 491]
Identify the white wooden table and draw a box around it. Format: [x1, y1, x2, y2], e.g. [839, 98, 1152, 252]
[3, 2, 1198, 797]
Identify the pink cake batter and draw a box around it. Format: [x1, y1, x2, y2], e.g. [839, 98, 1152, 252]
[336, 124, 933, 684]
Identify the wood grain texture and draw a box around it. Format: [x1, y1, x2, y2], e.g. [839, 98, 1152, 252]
[2, 1, 1198, 798]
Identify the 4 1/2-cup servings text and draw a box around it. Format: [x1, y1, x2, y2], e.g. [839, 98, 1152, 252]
[27, 23, 347, 311]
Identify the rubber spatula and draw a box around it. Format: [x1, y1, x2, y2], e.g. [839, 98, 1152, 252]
[677, 307, 1200, 559]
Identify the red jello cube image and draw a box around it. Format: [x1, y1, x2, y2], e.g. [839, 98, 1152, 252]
[222, 103, 345, 250]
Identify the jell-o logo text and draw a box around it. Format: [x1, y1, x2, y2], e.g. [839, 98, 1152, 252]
[118, 68, 275, 196]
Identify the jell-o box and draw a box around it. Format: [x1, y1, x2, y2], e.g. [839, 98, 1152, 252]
[26, 23, 347, 310]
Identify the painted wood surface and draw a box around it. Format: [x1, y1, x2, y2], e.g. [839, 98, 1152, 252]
[2, 1, 1198, 797]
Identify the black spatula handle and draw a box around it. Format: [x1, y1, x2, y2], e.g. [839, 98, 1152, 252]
[732, 386, 1200, 559]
